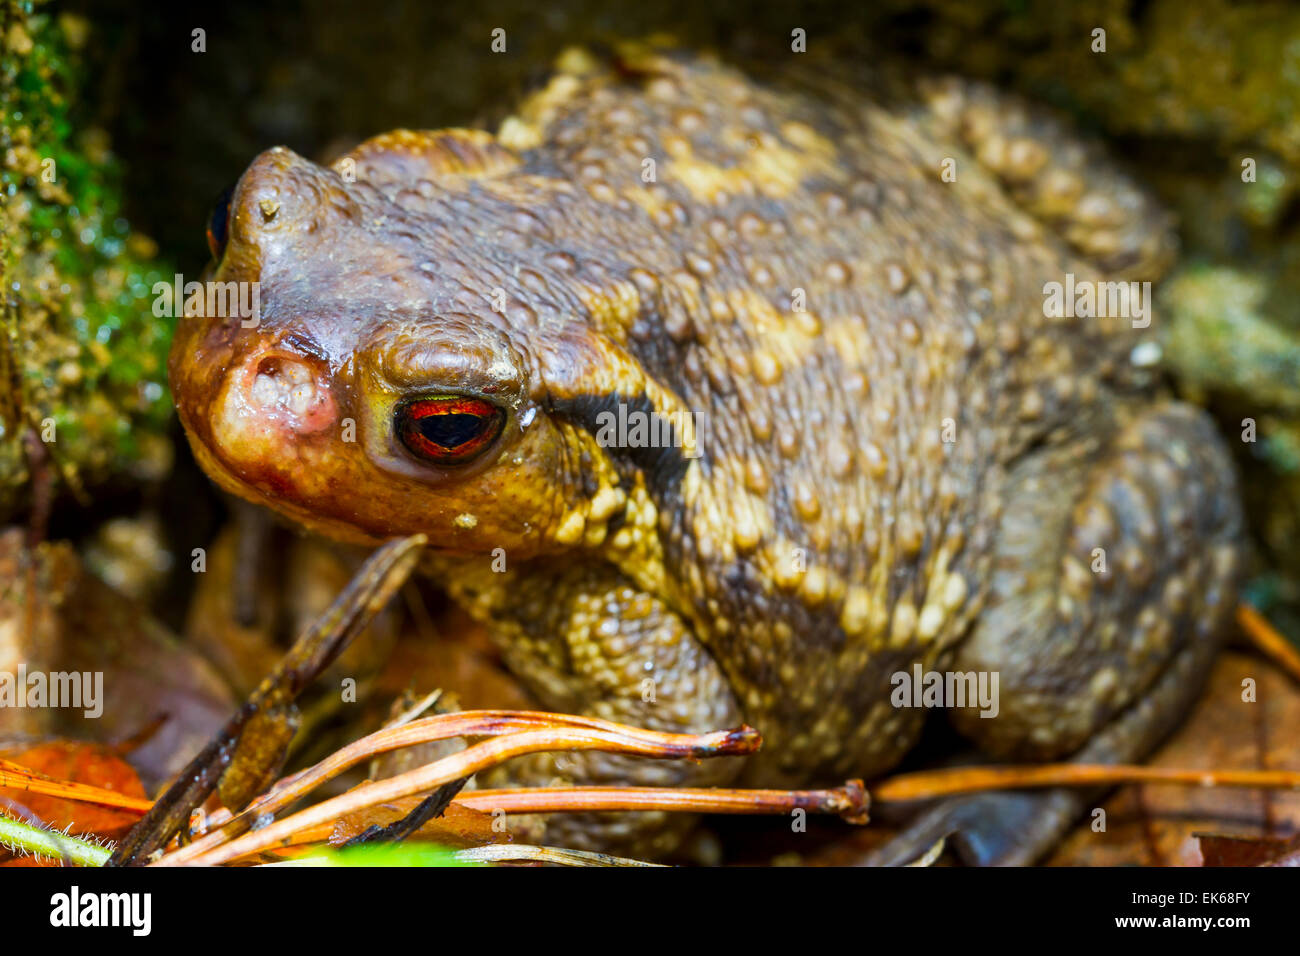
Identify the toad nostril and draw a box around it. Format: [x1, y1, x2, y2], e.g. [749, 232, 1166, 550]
[288, 382, 316, 415]
[233, 349, 336, 438]
[250, 370, 282, 407]
[255, 355, 311, 382]
[248, 354, 318, 410]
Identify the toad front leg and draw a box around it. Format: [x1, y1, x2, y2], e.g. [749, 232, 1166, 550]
[439, 559, 746, 857]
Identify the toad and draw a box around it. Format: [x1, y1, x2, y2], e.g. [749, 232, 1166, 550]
[169, 44, 1243, 863]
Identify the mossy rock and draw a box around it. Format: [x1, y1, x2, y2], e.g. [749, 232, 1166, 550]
[0, 0, 175, 519]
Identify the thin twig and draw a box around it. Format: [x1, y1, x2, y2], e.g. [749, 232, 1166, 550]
[107, 533, 427, 866]
[1237, 603, 1300, 685]
[386, 688, 443, 729]
[872, 763, 1300, 803]
[254, 843, 662, 867]
[340, 776, 470, 847]
[163, 710, 756, 864]
[452, 844, 664, 867]
[456, 781, 868, 822]
[158, 724, 759, 866]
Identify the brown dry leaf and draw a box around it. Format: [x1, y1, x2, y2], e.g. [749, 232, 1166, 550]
[0, 739, 147, 865]
[1197, 832, 1300, 867]
[0, 528, 235, 790]
[376, 601, 533, 711]
[328, 790, 509, 849]
[184, 522, 399, 701]
[1047, 650, 1300, 865]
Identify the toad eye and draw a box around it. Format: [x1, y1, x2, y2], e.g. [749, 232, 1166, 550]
[396, 396, 505, 466]
[206, 184, 235, 261]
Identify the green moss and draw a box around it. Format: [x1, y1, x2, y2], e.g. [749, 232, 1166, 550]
[1161, 266, 1300, 419]
[0, 0, 174, 517]
[893, 0, 1300, 166]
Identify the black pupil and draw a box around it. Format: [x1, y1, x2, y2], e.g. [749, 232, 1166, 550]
[208, 184, 234, 256]
[418, 413, 485, 449]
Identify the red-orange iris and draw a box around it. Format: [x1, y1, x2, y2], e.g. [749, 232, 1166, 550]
[396, 395, 504, 466]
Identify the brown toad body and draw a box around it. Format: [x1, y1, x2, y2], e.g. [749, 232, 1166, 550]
[170, 45, 1243, 862]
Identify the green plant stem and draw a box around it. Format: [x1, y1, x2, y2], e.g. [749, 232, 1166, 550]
[0, 813, 110, 866]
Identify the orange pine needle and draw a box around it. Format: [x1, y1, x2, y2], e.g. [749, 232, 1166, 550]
[0, 757, 153, 813]
[872, 763, 1300, 803]
[456, 781, 869, 821]
[1237, 603, 1300, 685]
[157, 721, 760, 866]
